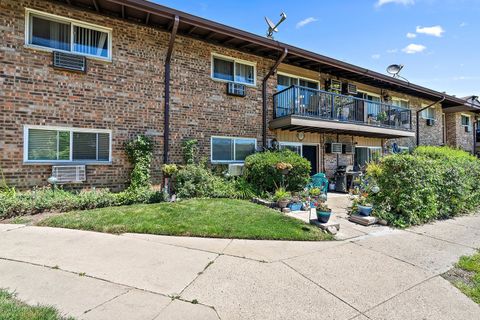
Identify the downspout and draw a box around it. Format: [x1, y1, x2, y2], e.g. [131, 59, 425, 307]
[416, 96, 445, 146]
[262, 48, 288, 149]
[163, 15, 180, 164]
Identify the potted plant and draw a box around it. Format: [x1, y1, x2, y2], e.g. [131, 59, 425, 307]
[275, 162, 293, 175]
[356, 194, 373, 216]
[315, 202, 332, 223]
[273, 187, 291, 209]
[377, 111, 387, 122]
[161, 164, 178, 177]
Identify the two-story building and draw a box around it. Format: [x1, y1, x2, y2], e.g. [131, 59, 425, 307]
[1, 0, 479, 190]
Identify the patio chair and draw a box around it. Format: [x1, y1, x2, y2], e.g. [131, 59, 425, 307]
[306, 173, 329, 198]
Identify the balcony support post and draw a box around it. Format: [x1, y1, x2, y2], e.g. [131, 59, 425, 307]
[262, 47, 288, 149]
[163, 15, 179, 164]
[416, 96, 445, 146]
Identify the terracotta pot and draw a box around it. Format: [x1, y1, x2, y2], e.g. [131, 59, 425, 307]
[277, 200, 289, 209]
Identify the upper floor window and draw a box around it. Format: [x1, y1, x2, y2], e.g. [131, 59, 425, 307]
[212, 55, 255, 85]
[24, 125, 111, 163]
[277, 74, 318, 91]
[26, 9, 112, 60]
[391, 99, 409, 109]
[461, 114, 471, 127]
[421, 107, 435, 120]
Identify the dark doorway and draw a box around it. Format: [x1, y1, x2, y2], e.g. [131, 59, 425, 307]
[302, 145, 318, 176]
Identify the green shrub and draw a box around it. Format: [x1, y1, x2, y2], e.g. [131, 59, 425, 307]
[182, 139, 199, 165]
[366, 146, 480, 228]
[125, 135, 154, 190]
[243, 150, 311, 193]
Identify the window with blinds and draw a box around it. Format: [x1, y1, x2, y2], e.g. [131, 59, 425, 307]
[25, 126, 111, 163]
[212, 55, 256, 85]
[26, 9, 112, 60]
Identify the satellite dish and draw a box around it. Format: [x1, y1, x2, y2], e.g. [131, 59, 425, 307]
[386, 64, 404, 76]
[386, 64, 409, 83]
[265, 12, 287, 39]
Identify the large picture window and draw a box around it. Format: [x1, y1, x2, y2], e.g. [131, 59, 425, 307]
[24, 126, 111, 163]
[212, 55, 256, 85]
[26, 9, 112, 60]
[211, 137, 256, 163]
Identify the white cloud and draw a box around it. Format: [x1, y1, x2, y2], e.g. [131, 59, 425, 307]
[416, 25, 445, 37]
[387, 48, 398, 53]
[371, 54, 381, 59]
[406, 32, 417, 38]
[460, 22, 467, 27]
[375, 0, 414, 8]
[402, 43, 426, 54]
[296, 17, 318, 29]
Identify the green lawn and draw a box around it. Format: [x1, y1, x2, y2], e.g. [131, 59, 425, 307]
[0, 289, 73, 320]
[38, 198, 331, 241]
[450, 251, 480, 304]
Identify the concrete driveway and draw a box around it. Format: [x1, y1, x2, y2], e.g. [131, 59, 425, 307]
[0, 215, 479, 319]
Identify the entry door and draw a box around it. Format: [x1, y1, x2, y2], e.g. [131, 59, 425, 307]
[302, 145, 318, 176]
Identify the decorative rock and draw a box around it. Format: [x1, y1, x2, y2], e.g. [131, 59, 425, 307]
[310, 219, 340, 234]
[282, 208, 291, 213]
[377, 219, 388, 226]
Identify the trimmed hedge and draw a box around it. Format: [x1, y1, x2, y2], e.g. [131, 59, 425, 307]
[366, 146, 480, 228]
[243, 150, 311, 193]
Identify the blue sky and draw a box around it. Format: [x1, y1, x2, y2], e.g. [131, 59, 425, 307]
[153, 0, 480, 98]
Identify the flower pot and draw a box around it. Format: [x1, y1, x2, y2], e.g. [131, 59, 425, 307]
[316, 210, 331, 223]
[277, 200, 289, 209]
[357, 205, 373, 216]
[288, 202, 303, 211]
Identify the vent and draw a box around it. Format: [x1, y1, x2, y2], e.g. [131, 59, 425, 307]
[325, 143, 343, 154]
[53, 51, 86, 72]
[342, 83, 358, 95]
[228, 163, 244, 176]
[465, 126, 472, 133]
[226, 83, 246, 97]
[426, 118, 435, 126]
[52, 165, 86, 184]
[342, 143, 354, 154]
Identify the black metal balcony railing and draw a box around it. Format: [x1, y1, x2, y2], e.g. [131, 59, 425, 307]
[273, 85, 412, 131]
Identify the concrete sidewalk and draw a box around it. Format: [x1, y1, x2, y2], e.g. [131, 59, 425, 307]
[0, 215, 479, 319]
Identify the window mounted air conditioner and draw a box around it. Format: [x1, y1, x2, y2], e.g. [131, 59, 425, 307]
[465, 126, 472, 133]
[228, 163, 244, 176]
[342, 143, 354, 154]
[226, 83, 246, 97]
[52, 165, 86, 184]
[325, 143, 343, 154]
[426, 118, 435, 126]
[52, 51, 87, 73]
[342, 83, 358, 95]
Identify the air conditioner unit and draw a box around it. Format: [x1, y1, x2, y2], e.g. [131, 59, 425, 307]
[342, 83, 358, 95]
[426, 118, 435, 126]
[226, 83, 246, 97]
[342, 143, 354, 154]
[228, 163, 244, 176]
[465, 126, 472, 133]
[52, 51, 87, 72]
[51, 165, 86, 184]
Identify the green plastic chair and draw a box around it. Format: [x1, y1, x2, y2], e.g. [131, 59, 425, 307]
[306, 173, 329, 198]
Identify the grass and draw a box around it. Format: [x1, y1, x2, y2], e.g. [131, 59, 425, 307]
[38, 198, 332, 241]
[450, 251, 480, 304]
[0, 289, 74, 320]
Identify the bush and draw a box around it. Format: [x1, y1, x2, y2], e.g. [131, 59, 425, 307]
[125, 135, 154, 190]
[243, 150, 311, 193]
[366, 146, 480, 228]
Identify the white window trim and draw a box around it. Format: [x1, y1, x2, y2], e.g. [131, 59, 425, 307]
[357, 90, 381, 99]
[23, 125, 112, 164]
[211, 53, 257, 87]
[24, 8, 113, 62]
[279, 141, 303, 156]
[210, 136, 257, 164]
[420, 105, 436, 120]
[391, 97, 410, 108]
[277, 72, 320, 89]
[461, 113, 472, 127]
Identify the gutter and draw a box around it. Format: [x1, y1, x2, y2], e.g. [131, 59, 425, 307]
[416, 96, 445, 146]
[163, 15, 179, 164]
[262, 48, 288, 149]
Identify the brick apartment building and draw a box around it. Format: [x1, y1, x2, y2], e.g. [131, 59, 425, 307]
[1, 0, 479, 190]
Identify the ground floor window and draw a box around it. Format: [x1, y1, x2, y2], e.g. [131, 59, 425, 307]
[461, 114, 471, 128]
[279, 142, 302, 155]
[24, 125, 111, 163]
[354, 147, 382, 168]
[211, 136, 256, 163]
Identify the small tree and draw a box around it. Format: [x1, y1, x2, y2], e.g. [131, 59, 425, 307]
[182, 139, 198, 165]
[125, 135, 154, 190]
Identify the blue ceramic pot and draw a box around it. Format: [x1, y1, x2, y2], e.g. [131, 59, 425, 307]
[316, 211, 331, 223]
[289, 202, 303, 211]
[357, 205, 373, 216]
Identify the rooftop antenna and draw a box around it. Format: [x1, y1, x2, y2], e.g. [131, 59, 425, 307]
[265, 12, 287, 39]
[386, 64, 409, 83]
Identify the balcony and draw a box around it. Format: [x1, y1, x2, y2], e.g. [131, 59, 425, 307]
[271, 85, 415, 138]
